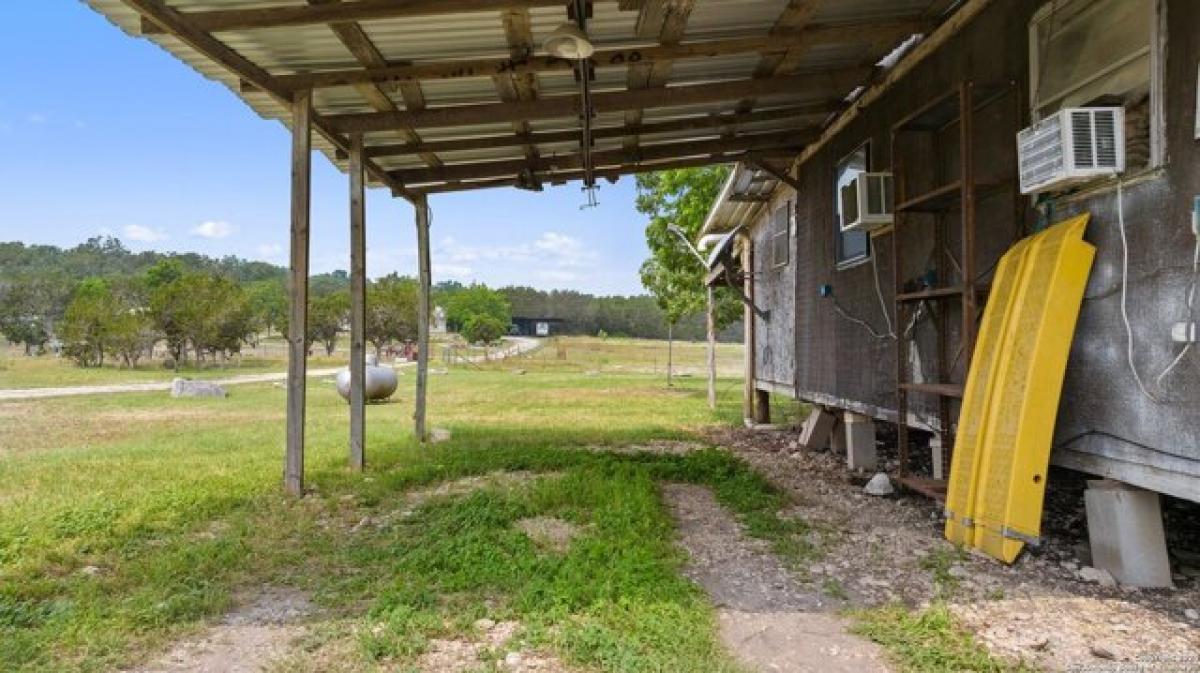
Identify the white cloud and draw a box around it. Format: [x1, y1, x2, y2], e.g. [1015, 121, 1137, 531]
[432, 231, 596, 278]
[27, 113, 46, 125]
[191, 220, 236, 239]
[123, 224, 168, 242]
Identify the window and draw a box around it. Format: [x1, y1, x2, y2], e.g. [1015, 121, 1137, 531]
[835, 143, 870, 267]
[1030, 0, 1161, 168]
[770, 202, 791, 268]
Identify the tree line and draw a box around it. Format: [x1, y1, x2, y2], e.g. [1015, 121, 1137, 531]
[1, 236, 737, 367]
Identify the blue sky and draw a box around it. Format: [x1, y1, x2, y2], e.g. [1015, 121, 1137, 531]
[0, 2, 651, 295]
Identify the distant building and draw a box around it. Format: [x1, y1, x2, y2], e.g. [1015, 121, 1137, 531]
[510, 316, 563, 338]
[432, 306, 447, 334]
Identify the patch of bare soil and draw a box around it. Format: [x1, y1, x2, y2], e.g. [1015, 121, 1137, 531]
[584, 439, 706, 456]
[705, 426, 1200, 671]
[326, 471, 559, 532]
[416, 619, 575, 672]
[951, 597, 1200, 671]
[516, 516, 581, 553]
[130, 587, 313, 673]
[662, 483, 889, 672]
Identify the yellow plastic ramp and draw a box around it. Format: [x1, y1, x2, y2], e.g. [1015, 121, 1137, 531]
[944, 214, 1095, 563]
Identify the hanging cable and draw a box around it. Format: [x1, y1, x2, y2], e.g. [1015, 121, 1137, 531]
[1154, 233, 1200, 388]
[1116, 179, 1163, 403]
[870, 251, 896, 338]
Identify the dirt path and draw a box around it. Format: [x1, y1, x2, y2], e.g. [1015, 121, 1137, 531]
[662, 483, 890, 673]
[130, 587, 313, 673]
[709, 426, 1200, 671]
[0, 337, 540, 401]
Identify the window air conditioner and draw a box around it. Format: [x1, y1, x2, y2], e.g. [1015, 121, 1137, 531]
[839, 172, 894, 233]
[1017, 107, 1125, 195]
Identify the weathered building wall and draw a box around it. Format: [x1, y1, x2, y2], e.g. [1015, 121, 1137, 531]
[752, 188, 799, 393]
[755, 0, 1200, 500]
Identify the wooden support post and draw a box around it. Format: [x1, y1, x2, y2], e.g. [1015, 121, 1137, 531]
[349, 133, 366, 471]
[285, 89, 312, 496]
[741, 234, 755, 423]
[414, 194, 432, 442]
[706, 286, 717, 410]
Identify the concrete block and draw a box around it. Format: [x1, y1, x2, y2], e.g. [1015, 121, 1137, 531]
[1084, 480, 1173, 588]
[844, 411, 877, 471]
[830, 419, 846, 455]
[930, 435, 946, 481]
[798, 406, 836, 450]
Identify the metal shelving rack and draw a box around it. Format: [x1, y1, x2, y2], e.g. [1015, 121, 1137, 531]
[888, 79, 1021, 500]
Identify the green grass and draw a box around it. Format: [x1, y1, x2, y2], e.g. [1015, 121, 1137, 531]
[851, 603, 1032, 672]
[0, 337, 793, 672]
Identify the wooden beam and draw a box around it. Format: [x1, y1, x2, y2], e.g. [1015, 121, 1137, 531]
[496, 8, 539, 163]
[349, 132, 366, 472]
[414, 150, 785, 193]
[286, 90, 313, 497]
[745, 155, 802, 192]
[122, 0, 417, 200]
[626, 0, 695, 154]
[141, 0, 571, 34]
[706, 286, 716, 410]
[312, 0, 443, 170]
[741, 231, 755, 422]
[328, 67, 870, 133]
[739, 0, 822, 113]
[413, 195, 432, 443]
[269, 21, 923, 91]
[390, 130, 811, 184]
[363, 104, 834, 157]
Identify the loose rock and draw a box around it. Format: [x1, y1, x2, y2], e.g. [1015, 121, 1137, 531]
[863, 473, 894, 496]
[170, 378, 227, 398]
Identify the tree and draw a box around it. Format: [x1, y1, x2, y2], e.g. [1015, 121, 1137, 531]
[0, 278, 65, 354]
[246, 279, 287, 337]
[307, 293, 348, 356]
[61, 278, 123, 367]
[366, 274, 419, 357]
[461, 314, 506, 345]
[445, 283, 511, 332]
[637, 167, 743, 383]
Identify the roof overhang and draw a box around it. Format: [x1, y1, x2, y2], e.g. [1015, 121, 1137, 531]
[84, 0, 963, 198]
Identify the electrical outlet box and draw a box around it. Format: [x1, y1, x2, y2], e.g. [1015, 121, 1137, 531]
[1172, 321, 1198, 344]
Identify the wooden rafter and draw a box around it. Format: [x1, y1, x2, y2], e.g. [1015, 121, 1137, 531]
[359, 103, 836, 158]
[121, 0, 416, 200]
[739, 0, 822, 113]
[496, 8, 540, 163]
[260, 21, 925, 91]
[140, 0, 575, 34]
[310, 0, 442, 169]
[326, 67, 870, 133]
[625, 0, 695, 154]
[389, 130, 813, 185]
[414, 151, 795, 194]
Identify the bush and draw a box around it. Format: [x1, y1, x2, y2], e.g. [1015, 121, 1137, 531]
[461, 315, 506, 345]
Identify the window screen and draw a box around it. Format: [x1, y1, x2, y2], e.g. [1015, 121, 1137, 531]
[835, 144, 870, 267]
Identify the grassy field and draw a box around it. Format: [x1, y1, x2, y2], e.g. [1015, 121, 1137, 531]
[0, 337, 1004, 672]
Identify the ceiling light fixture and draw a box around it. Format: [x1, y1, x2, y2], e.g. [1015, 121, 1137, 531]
[544, 23, 594, 60]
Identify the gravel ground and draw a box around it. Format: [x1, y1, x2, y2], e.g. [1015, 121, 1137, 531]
[706, 426, 1200, 671]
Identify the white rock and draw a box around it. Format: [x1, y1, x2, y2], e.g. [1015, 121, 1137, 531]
[863, 473, 894, 496]
[429, 427, 452, 443]
[1078, 566, 1118, 587]
[170, 378, 227, 398]
[474, 618, 496, 631]
[504, 652, 523, 667]
[1184, 609, 1199, 621]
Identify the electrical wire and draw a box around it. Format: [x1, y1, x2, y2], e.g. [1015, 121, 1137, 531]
[1116, 179, 1162, 403]
[1154, 235, 1200, 388]
[870, 251, 897, 338]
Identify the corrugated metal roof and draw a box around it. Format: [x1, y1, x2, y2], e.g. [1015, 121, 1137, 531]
[84, 0, 954, 193]
[702, 163, 781, 237]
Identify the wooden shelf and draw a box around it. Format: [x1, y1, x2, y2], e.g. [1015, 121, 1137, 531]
[895, 475, 948, 502]
[896, 181, 963, 213]
[897, 285, 965, 302]
[892, 82, 1015, 133]
[899, 382, 964, 398]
